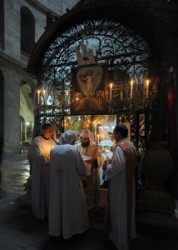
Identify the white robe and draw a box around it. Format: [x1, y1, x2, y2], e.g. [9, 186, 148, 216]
[31, 136, 56, 219]
[49, 144, 89, 239]
[106, 143, 136, 250]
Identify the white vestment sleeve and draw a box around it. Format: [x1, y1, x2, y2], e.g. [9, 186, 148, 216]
[106, 146, 126, 179]
[75, 148, 87, 178]
[31, 138, 44, 164]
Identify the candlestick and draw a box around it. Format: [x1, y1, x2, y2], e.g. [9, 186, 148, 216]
[146, 80, 150, 98]
[93, 121, 97, 142]
[120, 89, 123, 100]
[37, 90, 40, 105]
[130, 80, 134, 99]
[65, 90, 69, 106]
[97, 134, 99, 144]
[109, 82, 113, 101]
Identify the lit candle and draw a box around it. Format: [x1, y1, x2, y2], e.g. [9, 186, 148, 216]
[97, 134, 99, 144]
[130, 80, 134, 99]
[93, 121, 97, 141]
[120, 89, 123, 100]
[76, 97, 79, 103]
[65, 90, 69, 106]
[109, 82, 113, 101]
[146, 80, 150, 98]
[37, 89, 40, 104]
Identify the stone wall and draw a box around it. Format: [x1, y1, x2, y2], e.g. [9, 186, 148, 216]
[0, 0, 79, 153]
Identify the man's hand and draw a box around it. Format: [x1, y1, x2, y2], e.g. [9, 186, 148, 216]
[102, 158, 112, 171]
[42, 152, 50, 163]
[102, 161, 107, 171]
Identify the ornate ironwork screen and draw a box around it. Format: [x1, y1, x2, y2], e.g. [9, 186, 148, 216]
[35, 18, 159, 156]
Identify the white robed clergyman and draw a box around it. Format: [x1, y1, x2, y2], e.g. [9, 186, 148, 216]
[104, 124, 137, 250]
[77, 129, 102, 210]
[31, 123, 56, 219]
[49, 130, 89, 239]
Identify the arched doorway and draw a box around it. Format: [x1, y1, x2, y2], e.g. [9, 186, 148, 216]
[27, 0, 171, 188]
[20, 81, 34, 145]
[27, 0, 166, 148]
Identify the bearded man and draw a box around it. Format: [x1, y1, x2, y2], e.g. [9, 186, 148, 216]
[103, 124, 137, 250]
[77, 129, 102, 211]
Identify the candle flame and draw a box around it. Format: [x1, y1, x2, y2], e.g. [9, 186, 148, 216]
[109, 82, 113, 89]
[130, 79, 134, 85]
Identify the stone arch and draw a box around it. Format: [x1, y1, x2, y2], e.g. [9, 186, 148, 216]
[20, 6, 35, 55]
[20, 80, 34, 143]
[28, 0, 171, 74]
[20, 115, 25, 142]
[27, 0, 172, 144]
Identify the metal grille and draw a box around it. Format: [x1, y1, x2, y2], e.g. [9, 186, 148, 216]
[35, 18, 158, 154]
[37, 18, 152, 115]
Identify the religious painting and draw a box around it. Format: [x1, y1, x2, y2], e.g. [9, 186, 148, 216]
[71, 64, 108, 114]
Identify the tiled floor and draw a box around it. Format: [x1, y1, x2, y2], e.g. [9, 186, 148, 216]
[0, 153, 178, 250]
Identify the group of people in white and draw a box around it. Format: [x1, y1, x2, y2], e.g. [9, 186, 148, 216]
[30, 123, 137, 250]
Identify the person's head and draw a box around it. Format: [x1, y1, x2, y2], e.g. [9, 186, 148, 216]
[41, 123, 53, 139]
[59, 130, 77, 145]
[80, 129, 93, 148]
[113, 124, 128, 142]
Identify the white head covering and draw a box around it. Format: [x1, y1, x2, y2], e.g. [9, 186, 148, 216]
[59, 130, 77, 145]
[80, 129, 94, 145]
